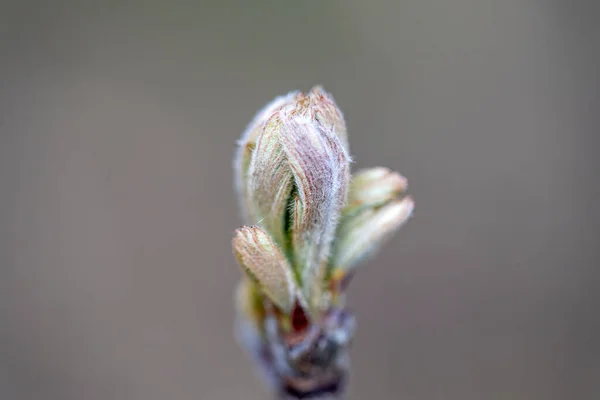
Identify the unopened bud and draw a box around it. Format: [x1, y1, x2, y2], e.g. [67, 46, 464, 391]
[332, 196, 414, 270]
[233, 87, 413, 323]
[233, 226, 298, 312]
[298, 86, 349, 151]
[234, 91, 301, 225]
[278, 114, 350, 306]
[234, 87, 351, 310]
[232, 87, 415, 398]
[344, 167, 408, 217]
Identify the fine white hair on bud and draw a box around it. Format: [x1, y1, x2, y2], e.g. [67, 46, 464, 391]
[279, 116, 350, 311]
[246, 112, 296, 248]
[233, 226, 298, 313]
[304, 86, 349, 152]
[234, 91, 301, 224]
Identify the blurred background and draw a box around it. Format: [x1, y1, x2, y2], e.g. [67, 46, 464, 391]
[1, 1, 599, 399]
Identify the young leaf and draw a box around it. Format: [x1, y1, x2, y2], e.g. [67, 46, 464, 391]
[233, 226, 298, 312]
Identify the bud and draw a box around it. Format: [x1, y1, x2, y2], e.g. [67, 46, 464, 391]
[232, 86, 414, 400]
[246, 112, 296, 247]
[344, 167, 408, 217]
[332, 194, 414, 271]
[234, 87, 351, 313]
[301, 86, 349, 151]
[233, 226, 298, 312]
[234, 91, 301, 225]
[278, 114, 349, 310]
[330, 167, 412, 271]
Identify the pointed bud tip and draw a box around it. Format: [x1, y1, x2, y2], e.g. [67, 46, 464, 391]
[234, 91, 302, 222]
[344, 167, 409, 216]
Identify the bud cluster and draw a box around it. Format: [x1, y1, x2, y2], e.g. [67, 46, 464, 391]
[232, 86, 413, 398]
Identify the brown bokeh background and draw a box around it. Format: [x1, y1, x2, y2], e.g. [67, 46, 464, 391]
[1, 1, 599, 399]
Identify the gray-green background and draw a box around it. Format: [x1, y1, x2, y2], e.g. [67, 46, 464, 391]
[1, 1, 598, 399]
